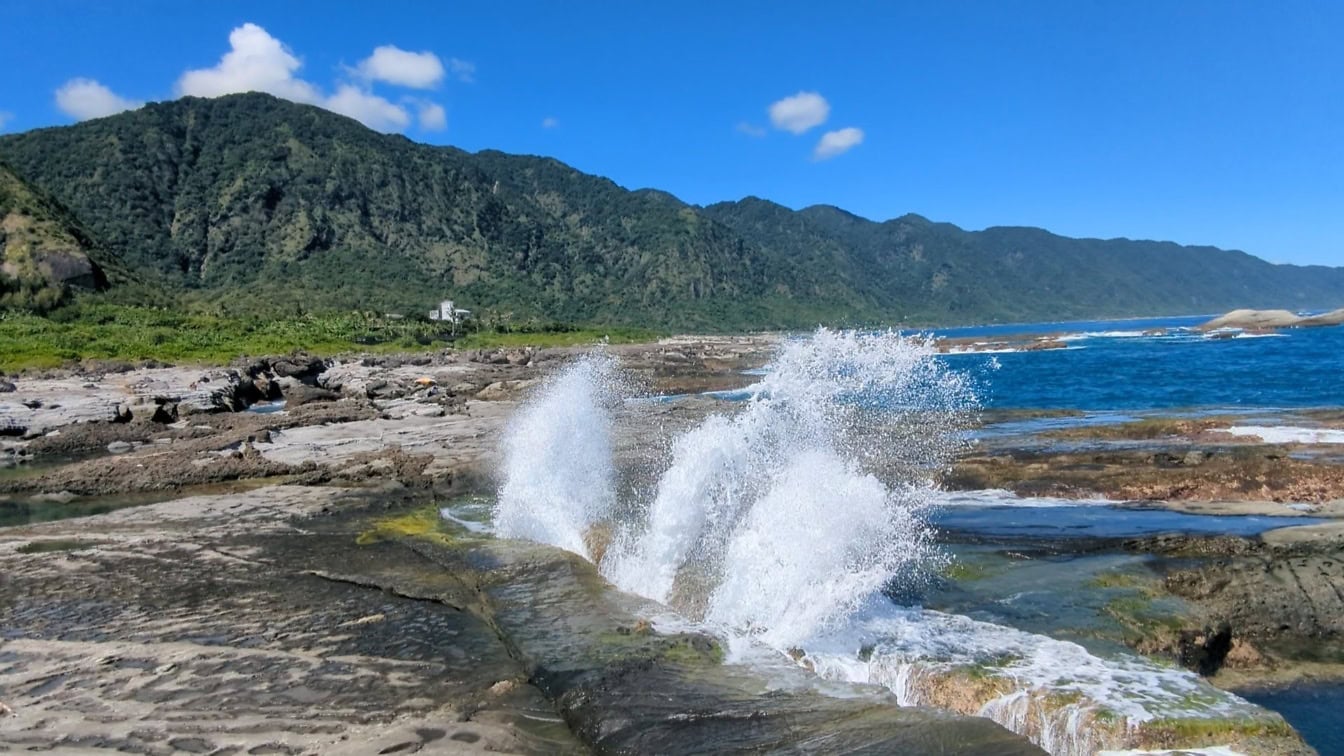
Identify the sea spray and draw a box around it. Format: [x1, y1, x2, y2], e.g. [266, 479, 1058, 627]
[597, 328, 975, 639]
[494, 352, 623, 560]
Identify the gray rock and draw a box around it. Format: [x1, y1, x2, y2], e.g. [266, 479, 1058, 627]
[281, 384, 339, 407]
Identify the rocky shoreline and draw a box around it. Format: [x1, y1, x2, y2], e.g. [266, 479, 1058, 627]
[2, 335, 1341, 753]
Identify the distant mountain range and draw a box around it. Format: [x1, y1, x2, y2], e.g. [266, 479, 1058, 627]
[2, 92, 1340, 329]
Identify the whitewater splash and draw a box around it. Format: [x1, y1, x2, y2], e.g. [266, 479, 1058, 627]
[494, 352, 625, 560]
[494, 329, 973, 643]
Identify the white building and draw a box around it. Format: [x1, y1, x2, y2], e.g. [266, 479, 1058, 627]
[428, 299, 472, 323]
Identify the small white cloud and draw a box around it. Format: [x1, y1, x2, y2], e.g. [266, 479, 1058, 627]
[358, 45, 445, 89]
[769, 91, 829, 134]
[447, 58, 476, 83]
[541, 116, 559, 129]
[735, 122, 766, 138]
[175, 23, 433, 132]
[176, 23, 321, 103]
[54, 78, 143, 121]
[418, 102, 447, 131]
[0, 111, 12, 131]
[813, 127, 864, 160]
[324, 85, 410, 132]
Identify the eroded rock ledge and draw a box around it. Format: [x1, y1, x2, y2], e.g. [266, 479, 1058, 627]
[0, 485, 1040, 754]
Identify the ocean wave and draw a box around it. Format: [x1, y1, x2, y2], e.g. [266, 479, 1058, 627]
[1224, 425, 1344, 444]
[937, 489, 1116, 508]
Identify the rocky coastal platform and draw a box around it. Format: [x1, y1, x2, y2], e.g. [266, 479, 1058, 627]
[2, 335, 1340, 753]
[1, 484, 1040, 754]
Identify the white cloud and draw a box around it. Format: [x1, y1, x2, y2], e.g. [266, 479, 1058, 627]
[358, 45, 445, 89]
[418, 102, 447, 131]
[448, 58, 476, 83]
[172, 23, 473, 133]
[541, 116, 559, 129]
[176, 23, 321, 103]
[768, 91, 829, 134]
[0, 111, 12, 131]
[813, 127, 864, 160]
[54, 78, 143, 121]
[735, 121, 766, 138]
[323, 85, 410, 132]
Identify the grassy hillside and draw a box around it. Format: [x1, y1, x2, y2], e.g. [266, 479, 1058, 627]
[1, 92, 1340, 330]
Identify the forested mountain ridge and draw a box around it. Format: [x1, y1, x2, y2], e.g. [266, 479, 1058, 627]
[1, 92, 1339, 329]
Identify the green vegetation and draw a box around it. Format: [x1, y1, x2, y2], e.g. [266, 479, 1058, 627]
[356, 507, 456, 546]
[0, 304, 454, 371]
[0, 162, 106, 312]
[2, 92, 1342, 337]
[16, 539, 103, 554]
[0, 302, 661, 371]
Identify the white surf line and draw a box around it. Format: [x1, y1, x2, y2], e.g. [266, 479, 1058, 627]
[1224, 425, 1344, 444]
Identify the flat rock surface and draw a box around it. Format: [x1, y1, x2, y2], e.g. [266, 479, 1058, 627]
[0, 484, 1040, 755]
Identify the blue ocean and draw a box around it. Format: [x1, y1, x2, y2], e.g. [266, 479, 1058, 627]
[924, 315, 1344, 411]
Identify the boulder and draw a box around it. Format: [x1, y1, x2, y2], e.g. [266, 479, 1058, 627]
[281, 384, 339, 408]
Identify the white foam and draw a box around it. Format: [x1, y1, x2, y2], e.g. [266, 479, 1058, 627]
[1225, 425, 1344, 444]
[1057, 330, 1150, 341]
[937, 489, 1117, 508]
[493, 353, 623, 560]
[1096, 742, 1241, 747]
[802, 601, 1267, 755]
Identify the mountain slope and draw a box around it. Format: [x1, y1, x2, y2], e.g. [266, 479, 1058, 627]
[0, 161, 107, 311]
[0, 93, 1340, 328]
[701, 198, 1344, 323]
[0, 95, 835, 328]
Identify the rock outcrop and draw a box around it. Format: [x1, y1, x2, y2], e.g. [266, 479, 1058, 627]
[1202, 307, 1344, 330]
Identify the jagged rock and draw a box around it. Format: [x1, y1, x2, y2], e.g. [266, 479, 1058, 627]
[271, 356, 326, 380]
[280, 384, 338, 408]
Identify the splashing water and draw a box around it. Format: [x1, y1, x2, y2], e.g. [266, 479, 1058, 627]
[494, 352, 623, 560]
[499, 329, 973, 642]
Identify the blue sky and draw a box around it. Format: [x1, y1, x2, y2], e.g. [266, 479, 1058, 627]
[1, 1, 1341, 265]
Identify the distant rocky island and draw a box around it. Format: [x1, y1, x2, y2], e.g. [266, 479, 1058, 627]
[1202, 308, 1344, 330]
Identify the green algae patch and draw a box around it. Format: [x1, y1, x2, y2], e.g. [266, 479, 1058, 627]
[16, 538, 103, 554]
[356, 507, 455, 546]
[1135, 715, 1301, 753]
[941, 561, 994, 582]
[591, 629, 725, 668]
[658, 635, 726, 666]
[1104, 594, 1188, 643]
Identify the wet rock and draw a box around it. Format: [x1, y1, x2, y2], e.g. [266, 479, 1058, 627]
[1178, 622, 1235, 675]
[105, 441, 134, 454]
[0, 380, 15, 393]
[280, 384, 338, 408]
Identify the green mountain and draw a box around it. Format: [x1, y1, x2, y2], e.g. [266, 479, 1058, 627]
[0, 92, 1340, 329]
[700, 199, 1344, 324]
[0, 161, 108, 311]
